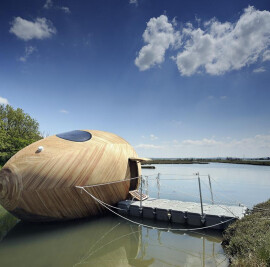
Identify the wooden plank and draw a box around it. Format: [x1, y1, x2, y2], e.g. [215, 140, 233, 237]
[129, 190, 148, 201]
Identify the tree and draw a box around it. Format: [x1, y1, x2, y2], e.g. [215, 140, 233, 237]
[0, 105, 42, 165]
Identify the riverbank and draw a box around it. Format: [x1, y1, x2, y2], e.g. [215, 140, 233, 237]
[0, 205, 18, 241]
[222, 199, 270, 266]
[142, 158, 270, 166]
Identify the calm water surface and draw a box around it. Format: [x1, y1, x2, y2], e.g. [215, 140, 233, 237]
[0, 163, 269, 267]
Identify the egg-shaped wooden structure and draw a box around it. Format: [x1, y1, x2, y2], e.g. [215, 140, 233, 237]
[0, 130, 143, 222]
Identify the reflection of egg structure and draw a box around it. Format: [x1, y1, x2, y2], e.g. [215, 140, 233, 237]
[0, 130, 143, 222]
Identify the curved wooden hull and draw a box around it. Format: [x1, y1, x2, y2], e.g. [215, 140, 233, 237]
[0, 130, 140, 221]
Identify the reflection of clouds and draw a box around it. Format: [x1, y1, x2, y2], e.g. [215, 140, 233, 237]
[138, 228, 227, 267]
[0, 202, 228, 267]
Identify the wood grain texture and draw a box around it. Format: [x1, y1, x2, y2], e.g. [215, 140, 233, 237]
[0, 130, 140, 221]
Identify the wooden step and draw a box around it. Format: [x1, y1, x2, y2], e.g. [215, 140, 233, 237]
[129, 190, 148, 201]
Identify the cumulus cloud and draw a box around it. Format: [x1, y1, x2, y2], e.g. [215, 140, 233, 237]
[135, 6, 270, 76]
[136, 144, 163, 149]
[60, 109, 69, 114]
[10, 17, 56, 41]
[135, 15, 181, 71]
[0, 97, 9, 105]
[136, 134, 270, 157]
[59, 6, 71, 14]
[43, 0, 53, 9]
[182, 138, 222, 146]
[263, 50, 270, 61]
[253, 67, 266, 73]
[129, 0, 138, 6]
[177, 135, 270, 157]
[43, 0, 71, 14]
[19, 45, 37, 62]
[176, 6, 270, 76]
[150, 134, 158, 140]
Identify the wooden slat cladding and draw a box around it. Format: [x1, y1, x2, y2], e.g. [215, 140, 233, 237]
[0, 130, 139, 221]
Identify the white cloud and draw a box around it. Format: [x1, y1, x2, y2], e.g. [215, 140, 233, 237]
[220, 96, 227, 100]
[60, 109, 69, 114]
[10, 17, 56, 41]
[43, 0, 53, 9]
[135, 15, 181, 71]
[136, 144, 163, 149]
[182, 138, 222, 146]
[253, 67, 266, 73]
[129, 0, 138, 6]
[176, 6, 270, 76]
[175, 135, 270, 157]
[150, 134, 158, 140]
[43, 0, 71, 14]
[0, 97, 9, 105]
[136, 134, 270, 158]
[59, 6, 71, 14]
[19, 46, 37, 62]
[263, 50, 270, 61]
[136, 6, 270, 76]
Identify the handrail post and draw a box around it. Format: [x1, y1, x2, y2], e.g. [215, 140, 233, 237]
[197, 173, 204, 217]
[140, 175, 143, 209]
[208, 175, 214, 204]
[145, 175, 149, 196]
[157, 173, 160, 199]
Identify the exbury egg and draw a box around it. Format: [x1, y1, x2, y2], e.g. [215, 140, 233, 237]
[0, 130, 143, 222]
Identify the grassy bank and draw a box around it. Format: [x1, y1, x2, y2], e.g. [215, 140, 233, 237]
[222, 199, 270, 266]
[0, 205, 18, 241]
[142, 158, 270, 166]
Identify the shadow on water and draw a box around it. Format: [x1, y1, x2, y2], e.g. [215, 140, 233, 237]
[0, 213, 228, 267]
[0, 211, 19, 242]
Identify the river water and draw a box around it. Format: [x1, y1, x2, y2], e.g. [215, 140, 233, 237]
[0, 163, 269, 267]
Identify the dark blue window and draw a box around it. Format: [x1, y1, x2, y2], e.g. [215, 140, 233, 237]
[56, 130, 92, 142]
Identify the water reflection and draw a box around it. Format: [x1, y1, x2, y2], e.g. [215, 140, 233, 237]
[0, 214, 227, 267]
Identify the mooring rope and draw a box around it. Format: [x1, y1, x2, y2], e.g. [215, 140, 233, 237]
[77, 186, 236, 232]
[74, 222, 121, 267]
[79, 175, 141, 188]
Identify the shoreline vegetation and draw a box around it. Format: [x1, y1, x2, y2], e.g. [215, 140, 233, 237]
[141, 157, 270, 166]
[222, 199, 270, 266]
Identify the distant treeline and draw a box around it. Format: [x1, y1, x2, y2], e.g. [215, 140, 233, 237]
[141, 158, 270, 166]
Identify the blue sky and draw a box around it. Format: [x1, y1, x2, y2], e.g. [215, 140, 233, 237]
[1, 0, 270, 157]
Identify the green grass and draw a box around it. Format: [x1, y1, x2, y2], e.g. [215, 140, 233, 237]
[222, 199, 270, 266]
[0, 205, 19, 241]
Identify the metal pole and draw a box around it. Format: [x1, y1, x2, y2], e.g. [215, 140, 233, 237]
[140, 175, 143, 209]
[203, 237, 205, 267]
[157, 173, 160, 199]
[208, 175, 214, 204]
[145, 175, 149, 196]
[197, 173, 204, 216]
